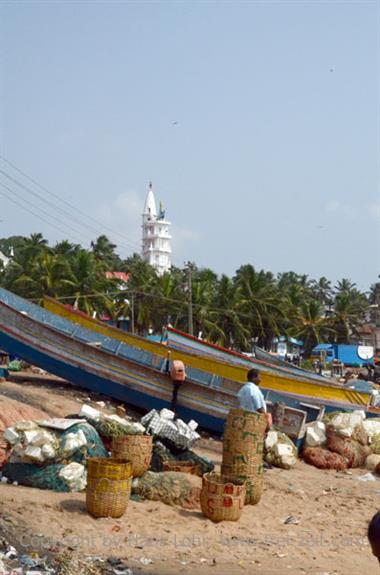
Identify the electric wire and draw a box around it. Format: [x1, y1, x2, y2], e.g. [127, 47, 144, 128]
[27, 286, 282, 326]
[0, 156, 142, 252]
[0, 180, 94, 245]
[0, 155, 189, 269]
[0, 186, 86, 244]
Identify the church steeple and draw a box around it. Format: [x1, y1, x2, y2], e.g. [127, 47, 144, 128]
[141, 182, 172, 275]
[143, 181, 157, 219]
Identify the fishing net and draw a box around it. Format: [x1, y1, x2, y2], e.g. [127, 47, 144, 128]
[150, 442, 174, 472]
[132, 471, 201, 509]
[326, 425, 371, 468]
[2, 462, 70, 491]
[149, 441, 214, 476]
[58, 423, 108, 463]
[303, 447, 348, 470]
[174, 450, 214, 475]
[2, 423, 107, 491]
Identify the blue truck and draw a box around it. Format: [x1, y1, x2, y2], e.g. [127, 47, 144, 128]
[311, 343, 375, 367]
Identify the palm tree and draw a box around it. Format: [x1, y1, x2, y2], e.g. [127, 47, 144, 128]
[208, 274, 249, 348]
[122, 254, 158, 334]
[233, 265, 284, 350]
[32, 252, 73, 300]
[62, 250, 109, 314]
[332, 291, 368, 343]
[310, 276, 333, 306]
[53, 240, 81, 258]
[91, 235, 121, 270]
[295, 300, 334, 356]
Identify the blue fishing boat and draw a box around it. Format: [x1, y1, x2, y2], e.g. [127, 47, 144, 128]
[0, 288, 376, 441]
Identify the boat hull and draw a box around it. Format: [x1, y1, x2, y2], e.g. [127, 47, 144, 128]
[42, 296, 371, 409]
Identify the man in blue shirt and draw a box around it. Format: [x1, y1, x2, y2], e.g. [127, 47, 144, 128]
[237, 368, 267, 413]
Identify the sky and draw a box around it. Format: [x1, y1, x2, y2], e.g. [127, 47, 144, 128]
[0, 0, 379, 293]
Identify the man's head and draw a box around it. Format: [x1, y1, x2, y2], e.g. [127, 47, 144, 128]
[368, 511, 380, 561]
[247, 368, 261, 384]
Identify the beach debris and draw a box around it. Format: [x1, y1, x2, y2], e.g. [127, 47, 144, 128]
[283, 515, 300, 525]
[58, 462, 87, 491]
[7, 359, 22, 371]
[357, 472, 377, 482]
[141, 409, 200, 449]
[115, 405, 126, 417]
[264, 431, 297, 469]
[325, 410, 366, 438]
[61, 429, 87, 456]
[78, 404, 102, 422]
[78, 404, 146, 440]
[304, 421, 326, 448]
[139, 557, 153, 565]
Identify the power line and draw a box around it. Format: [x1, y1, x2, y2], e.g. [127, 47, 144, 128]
[0, 180, 94, 245]
[0, 156, 142, 252]
[0, 186, 86, 244]
[0, 155, 193, 270]
[27, 286, 285, 329]
[0, 167, 139, 252]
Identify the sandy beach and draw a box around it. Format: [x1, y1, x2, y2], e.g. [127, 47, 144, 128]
[0, 377, 379, 574]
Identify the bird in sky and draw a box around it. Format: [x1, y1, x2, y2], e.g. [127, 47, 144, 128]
[172, 121, 178, 125]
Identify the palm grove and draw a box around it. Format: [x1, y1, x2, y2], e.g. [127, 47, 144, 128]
[0, 233, 378, 357]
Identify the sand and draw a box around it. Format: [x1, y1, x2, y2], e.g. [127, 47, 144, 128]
[0, 376, 379, 574]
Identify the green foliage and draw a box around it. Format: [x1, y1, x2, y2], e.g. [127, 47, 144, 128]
[0, 234, 373, 356]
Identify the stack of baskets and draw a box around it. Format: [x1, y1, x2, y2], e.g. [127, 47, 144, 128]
[200, 472, 245, 522]
[221, 408, 267, 505]
[112, 434, 153, 477]
[86, 457, 132, 518]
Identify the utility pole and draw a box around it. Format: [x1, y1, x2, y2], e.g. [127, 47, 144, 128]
[186, 261, 194, 336]
[130, 292, 135, 334]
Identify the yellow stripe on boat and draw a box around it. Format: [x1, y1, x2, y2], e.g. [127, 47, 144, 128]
[43, 297, 370, 407]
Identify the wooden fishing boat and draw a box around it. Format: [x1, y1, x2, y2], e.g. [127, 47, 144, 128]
[0, 293, 307, 440]
[0, 296, 238, 432]
[0, 288, 375, 440]
[43, 295, 371, 410]
[165, 326, 326, 382]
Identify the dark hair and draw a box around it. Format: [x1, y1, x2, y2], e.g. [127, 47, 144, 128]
[247, 368, 260, 381]
[368, 511, 380, 543]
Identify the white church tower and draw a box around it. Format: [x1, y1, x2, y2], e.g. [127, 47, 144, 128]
[142, 182, 172, 275]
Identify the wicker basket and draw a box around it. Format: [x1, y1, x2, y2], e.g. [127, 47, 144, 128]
[86, 458, 132, 518]
[224, 408, 267, 438]
[245, 474, 263, 505]
[220, 469, 264, 505]
[112, 434, 153, 477]
[222, 453, 263, 477]
[162, 460, 198, 474]
[200, 472, 246, 522]
[221, 408, 266, 506]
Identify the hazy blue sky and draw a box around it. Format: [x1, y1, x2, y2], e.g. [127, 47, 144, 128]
[0, 0, 379, 292]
